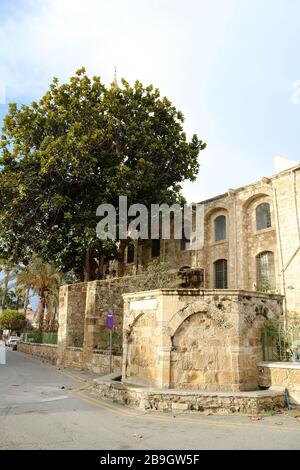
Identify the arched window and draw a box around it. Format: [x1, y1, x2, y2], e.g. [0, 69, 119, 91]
[256, 251, 275, 290]
[214, 259, 228, 289]
[151, 239, 160, 258]
[127, 244, 134, 263]
[181, 225, 190, 250]
[256, 203, 271, 230]
[214, 215, 226, 241]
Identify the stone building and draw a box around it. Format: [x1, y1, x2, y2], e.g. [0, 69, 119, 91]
[123, 158, 300, 324]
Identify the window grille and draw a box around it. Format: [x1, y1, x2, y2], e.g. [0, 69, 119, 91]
[127, 244, 134, 263]
[181, 226, 190, 250]
[256, 251, 275, 290]
[214, 259, 228, 289]
[256, 203, 271, 230]
[151, 239, 160, 258]
[214, 215, 226, 241]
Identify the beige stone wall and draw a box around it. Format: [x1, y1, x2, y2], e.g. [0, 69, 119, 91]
[122, 289, 283, 392]
[63, 346, 122, 374]
[170, 310, 233, 391]
[57, 283, 87, 366]
[272, 170, 300, 323]
[17, 341, 58, 365]
[94, 378, 285, 415]
[88, 350, 122, 375]
[58, 283, 86, 346]
[63, 346, 83, 368]
[58, 270, 179, 370]
[18, 341, 122, 375]
[125, 309, 158, 386]
[258, 361, 300, 404]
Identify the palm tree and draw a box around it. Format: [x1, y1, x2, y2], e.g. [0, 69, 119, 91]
[17, 256, 61, 331]
[0, 259, 20, 312]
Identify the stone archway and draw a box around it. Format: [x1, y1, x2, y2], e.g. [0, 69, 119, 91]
[124, 309, 158, 386]
[170, 311, 221, 391]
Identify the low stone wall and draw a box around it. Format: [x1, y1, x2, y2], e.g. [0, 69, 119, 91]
[17, 341, 58, 365]
[18, 341, 121, 375]
[64, 346, 122, 374]
[87, 350, 122, 375]
[58, 269, 179, 366]
[258, 361, 300, 404]
[94, 376, 285, 415]
[63, 346, 83, 369]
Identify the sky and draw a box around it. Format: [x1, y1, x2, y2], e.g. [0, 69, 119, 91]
[0, 0, 300, 203]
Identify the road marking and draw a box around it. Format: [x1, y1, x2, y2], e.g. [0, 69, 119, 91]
[58, 369, 88, 384]
[41, 396, 69, 402]
[74, 390, 292, 433]
[76, 390, 138, 418]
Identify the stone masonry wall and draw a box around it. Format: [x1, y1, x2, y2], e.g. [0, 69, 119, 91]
[63, 346, 122, 374]
[17, 341, 58, 365]
[18, 341, 121, 375]
[82, 269, 179, 371]
[94, 377, 285, 415]
[272, 170, 300, 324]
[258, 361, 300, 404]
[58, 269, 179, 371]
[122, 289, 283, 392]
[93, 269, 179, 336]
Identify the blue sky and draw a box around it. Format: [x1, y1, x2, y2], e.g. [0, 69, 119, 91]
[0, 0, 300, 202]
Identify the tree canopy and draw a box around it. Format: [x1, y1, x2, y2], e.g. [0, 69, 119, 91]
[17, 255, 60, 330]
[0, 309, 27, 333]
[0, 68, 206, 280]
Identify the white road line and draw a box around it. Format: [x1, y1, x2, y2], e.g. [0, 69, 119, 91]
[40, 396, 69, 402]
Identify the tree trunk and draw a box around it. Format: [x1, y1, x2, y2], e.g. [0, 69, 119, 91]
[117, 240, 126, 277]
[23, 287, 30, 313]
[95, 256, 105, 279]
[39, 289, 46, 331]
[83, 249, 97, 282]
[1, 268, 10, 312]
[83, 249, 91, 282]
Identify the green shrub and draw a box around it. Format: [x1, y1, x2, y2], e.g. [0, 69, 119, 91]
[97, 328, 122, 353]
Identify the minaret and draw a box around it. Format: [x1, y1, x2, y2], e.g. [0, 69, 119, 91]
[112, 66, 119, 88]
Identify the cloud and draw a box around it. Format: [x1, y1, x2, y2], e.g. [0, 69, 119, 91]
[0, 0, 238, 100]
[1, 0, 293, 202]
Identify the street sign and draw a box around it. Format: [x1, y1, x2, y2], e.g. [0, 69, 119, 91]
[106, 307, 115, 373]
[106, 307, 115, 330]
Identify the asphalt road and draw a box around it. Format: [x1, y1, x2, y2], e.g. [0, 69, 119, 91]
[0, 349, 300, 450]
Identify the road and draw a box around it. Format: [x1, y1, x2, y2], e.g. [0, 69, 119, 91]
[0, 349, 300, 450]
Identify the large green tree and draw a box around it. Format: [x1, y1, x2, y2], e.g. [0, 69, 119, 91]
[0, 68, 206, 280]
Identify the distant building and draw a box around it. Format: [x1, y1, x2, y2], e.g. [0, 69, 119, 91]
[25, 304, 39, 328]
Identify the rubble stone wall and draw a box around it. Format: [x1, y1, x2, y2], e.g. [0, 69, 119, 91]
[258, 361, 300, 404]
[58, 270, 179, 369]
[94, 378, 285, 415]
[17, 341, 58, 365]
[18, 341, 121, 375]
